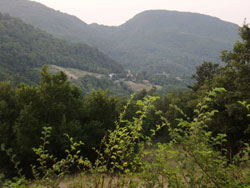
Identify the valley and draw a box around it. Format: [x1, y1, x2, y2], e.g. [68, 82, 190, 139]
[0, 0, 239, 94]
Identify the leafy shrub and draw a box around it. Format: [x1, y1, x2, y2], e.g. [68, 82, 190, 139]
[1, 89, 250, 188]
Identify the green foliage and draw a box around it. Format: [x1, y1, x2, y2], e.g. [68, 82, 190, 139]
[1, 144, 23, 177]
[80, 89, 124, 149]
[138, 88, 250, 188]
[0, 68, 128, 178]
[0, 143, 29, 188]
[191, 61, 220, 91]
[10, 67, 85, 173]
[0, 12, 123, 85]
[191, 24, 250, 157]
[2, 89, 250, 188]
[31, 127, 84, 188]
[1, 89, 250, 187]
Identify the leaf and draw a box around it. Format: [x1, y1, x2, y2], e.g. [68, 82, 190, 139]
[1, 143, 5, 151]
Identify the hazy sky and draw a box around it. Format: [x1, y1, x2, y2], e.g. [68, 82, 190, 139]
[31, 0, 250, 26]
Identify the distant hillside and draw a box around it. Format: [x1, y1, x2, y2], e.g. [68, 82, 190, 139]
[90, 10, 239, 75]
[0, 0, 96, 43]
[0, 13, 123, 84]
[0, 0, 240, 89]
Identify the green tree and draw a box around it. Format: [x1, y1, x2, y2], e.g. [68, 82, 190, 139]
[81, 90, 122, 147]
[195, 24, 250, 158]
[0, 82, 18, 176]
[191, 61, 220, 91]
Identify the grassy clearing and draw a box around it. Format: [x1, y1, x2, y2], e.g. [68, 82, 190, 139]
[49, 65, 162, 93]
[124, 81, 162, 92]
[48, 65, 105, 80]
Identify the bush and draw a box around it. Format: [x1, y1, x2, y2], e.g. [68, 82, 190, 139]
[1, 89, 250, 188]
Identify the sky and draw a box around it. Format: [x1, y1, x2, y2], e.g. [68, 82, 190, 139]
[31, 0, 250, 26]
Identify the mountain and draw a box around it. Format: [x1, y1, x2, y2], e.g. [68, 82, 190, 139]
[0, 0, 240, 87]
[89, 10, 239, 74]
[0, 0, 96, 43]
[0, 13, 123, 85]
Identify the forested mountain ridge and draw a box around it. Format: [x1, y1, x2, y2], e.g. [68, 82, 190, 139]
[0, 13, 124, 85]
[0, 0, 96, 43]
[90, 10, 239, 74]
[0, 0, 239, 80]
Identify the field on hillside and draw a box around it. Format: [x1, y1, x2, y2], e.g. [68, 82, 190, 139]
[48, 65, 105, 80]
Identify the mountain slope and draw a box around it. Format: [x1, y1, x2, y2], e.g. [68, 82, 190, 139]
[0, 0, 239, 83]
[90, 10, 239, 74]
[0, 0, 96, 43]
[0, 13, 123, 84]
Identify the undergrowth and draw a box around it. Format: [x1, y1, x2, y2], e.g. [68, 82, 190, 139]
[1, 88, 250, 188]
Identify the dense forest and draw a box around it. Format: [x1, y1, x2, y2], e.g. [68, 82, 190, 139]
[0, 22, 249, 187]
[0, 13, 123, 85]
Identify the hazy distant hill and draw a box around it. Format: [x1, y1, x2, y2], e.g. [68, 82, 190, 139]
[0, 0, 97, 43]
[90, 10, 239, 74]
[0, 0, 239, 84]
[0, 13, 123, 85]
